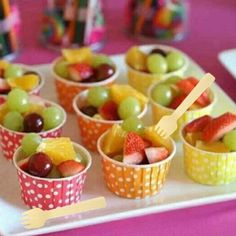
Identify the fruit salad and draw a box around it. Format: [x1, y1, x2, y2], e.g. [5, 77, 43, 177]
[0, 60, 42, 94]
[17, 136, 87, 179]
[0, 88, 65, 132]
[54, 47, 116, 83]
[126, 46, 185, 74]
[183, 112, 236, 153]
[78, 84, 148, 121]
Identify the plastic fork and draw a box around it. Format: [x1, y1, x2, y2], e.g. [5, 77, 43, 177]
[155, 73, 215, 139]
[21, 196, 106, 229]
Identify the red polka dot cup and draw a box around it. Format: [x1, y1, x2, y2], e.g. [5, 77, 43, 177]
[0, 96, 66, 160]
[73, 90, 148, 152]
[13, 142, 92, 210]
[52, 57, 119, 113]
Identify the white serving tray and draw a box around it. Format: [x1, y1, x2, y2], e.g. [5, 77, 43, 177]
[0, 54, 236, 236]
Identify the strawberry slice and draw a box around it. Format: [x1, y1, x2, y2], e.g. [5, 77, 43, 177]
[58, 160, 85, 177]
[18, 157, 30, 172]
[144, 147, 169, 164]
[0, 78, 11, 94]
[68, 63, 93, 82]
[184, 115, 212, 133]
[123, 132, 146, 164]
[202, 112, 236, 142]
[99, 100, 119, 120]
[168, 94, 186, 109]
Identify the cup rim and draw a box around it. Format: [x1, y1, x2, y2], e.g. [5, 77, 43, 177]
[13, 141, 92, 181]
[125, 44, 189, 77]
[72, 89, 148, 124]
[0, 95, 67, 135]
[148, 79, 218, 113]
[180, 121, 236, 155]
[97, 129, 176, 168]
[52, 56, 119, 87]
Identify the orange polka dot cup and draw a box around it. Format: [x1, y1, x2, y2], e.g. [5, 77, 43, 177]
[52, 57, 119, 113]
[13, 142, 92, 210]
[97, 130, 176, 199]
[73, 90, 148, 152]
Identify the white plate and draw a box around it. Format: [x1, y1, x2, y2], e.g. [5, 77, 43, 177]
[0, 54, 236, 236]
[218, 49, 236, 79]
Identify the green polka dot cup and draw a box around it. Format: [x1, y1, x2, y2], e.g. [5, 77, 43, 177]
[181, 127, 236, 185]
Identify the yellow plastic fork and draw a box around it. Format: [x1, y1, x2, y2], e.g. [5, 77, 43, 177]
[21, 197, 106, 229]
[155, 73, 215, 139]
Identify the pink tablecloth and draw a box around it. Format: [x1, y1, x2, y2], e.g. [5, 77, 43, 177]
[14, 0, 236, 236]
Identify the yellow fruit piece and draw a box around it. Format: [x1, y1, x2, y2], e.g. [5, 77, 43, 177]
[185, 132, 202, 146]
[196, 140, 230, 153]
[143, 126, 172, 152]
[0, 104, 9, 123]
[110, 84, 148, 108]
[62, 47, 93, 64]
[7, 74, 40, 91]
[24, 103, 44, 116]
[37, 138, 76, 165]
[0, 60, 9, 70]
[103, 124, 127, 155]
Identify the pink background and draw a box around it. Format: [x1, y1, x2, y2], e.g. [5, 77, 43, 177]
[11, 0, 236, 235]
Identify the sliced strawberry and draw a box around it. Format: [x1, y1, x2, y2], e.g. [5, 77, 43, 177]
[18, 157, 30, 172]
[0, 96, 6, 105]
[202, 112, 236, 142]
[184, 115, 212, 133]
[99, 100, 119, 120]
[143, 139, 152, 149]
[0, 78, 11, 94]
[168, 94, 186, 109]
[68, 63, 93, 82]
[58, 160, 85, 177]
[144, 147, 169, 164]
[123, 132, 146, 164]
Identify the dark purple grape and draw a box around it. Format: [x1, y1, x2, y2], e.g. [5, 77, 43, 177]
[28, 152, 53, 177]
[80, 105, 98, 117]
[23, 113, 44, 133]
[96, 64, 115, 81]
[150, 48, 167, 57]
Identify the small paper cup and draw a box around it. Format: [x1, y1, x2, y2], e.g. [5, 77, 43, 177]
[97, 130, 176, 199]
[73, 90, 148, 152]
[180, 127, 236, 185]
[52, 57, 119, 113]
[126, 45, 189, 95]
[148, 83, 217, 140]
[13, 142, 92, 210]
[0, 96, 66, 160]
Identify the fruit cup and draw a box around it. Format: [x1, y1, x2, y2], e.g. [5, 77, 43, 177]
[180, 113, 236, 185]
[13, 140, 92, 210]
[0, 95, 66, 160]
[97, 129, 176, 199]
[73, 87, 148, 152]
[52, 48, 119, 113]
[126, 45, 189, 95]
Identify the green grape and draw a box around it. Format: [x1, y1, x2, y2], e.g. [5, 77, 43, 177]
[152, 84, 173, 106]
[21, 133, 42, 156]
[3, 111, 23, 131]
[166, 51, 184, 72]
[4, 64, 23, 78]
[118, 97, 141, 120]
[223, 130, 236, 151]
[7, 88, 29, 113]
[92, 54, 113, 68]
[87, 87, 110, 108]
[113, 155, 123, 162]
[121, 116, 144, 134]
[47, 166, 61, 178]
[165, 76, 182, 84]
[43, 106, 64, 130]
[54, 60, 69, 78]
[76, 153, 87, 166]
[147, 54, 167, 74]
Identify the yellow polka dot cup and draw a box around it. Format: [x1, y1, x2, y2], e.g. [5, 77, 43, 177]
[148, 83, 217, 140]
[97, 131, 176, 199]
[126, 45, 189, 95]
[180, 127, 236, 185]
[52, 57, 119, 113]
[73, 90, 148, 152]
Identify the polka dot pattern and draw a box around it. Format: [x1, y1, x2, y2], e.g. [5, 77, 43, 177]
[17, 169, 87, 210]
[183, 141, 236, 185]
[0, 124, 63, 160]
[102, 157, 172, 199]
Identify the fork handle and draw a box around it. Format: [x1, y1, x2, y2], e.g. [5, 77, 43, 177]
[171, 73, 215, 120]
[47, 197, 106, 219]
